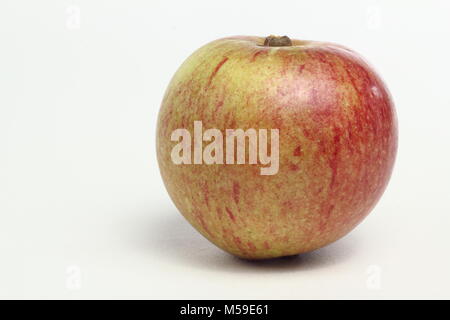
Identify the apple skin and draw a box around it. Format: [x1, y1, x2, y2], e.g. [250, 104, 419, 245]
[156, 36, 397, 259]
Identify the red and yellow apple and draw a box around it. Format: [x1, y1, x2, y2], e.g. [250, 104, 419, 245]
[156, 35, 397, 259]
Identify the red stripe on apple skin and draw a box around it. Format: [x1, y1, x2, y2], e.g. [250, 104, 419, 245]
[233, 236, 246, 253]
[247, 241, 257, 252]
[207, 57, 229, 87]
[329, 128, 341, 189]
[293, 146, 302, 156]
[202, 182, 210, 209]
[250, 50, 265, 62]
[319, 204, 335, 232]
[232, 182, 240, 204]
[309, 50, 340, 82]
[216, 208, 223, 219]
[196, 212, 215, 239]
[298, 64, 306, 74]
[214, 100, 224, 113]
[225, 207, 236, 222]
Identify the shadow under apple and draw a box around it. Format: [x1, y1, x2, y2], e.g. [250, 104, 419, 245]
[130, 206, 361, 273]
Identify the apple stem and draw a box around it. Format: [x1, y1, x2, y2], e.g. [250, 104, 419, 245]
[264, 35, 292, 47]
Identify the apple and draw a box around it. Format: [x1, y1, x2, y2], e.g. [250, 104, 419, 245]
[156, 35, 397, 259]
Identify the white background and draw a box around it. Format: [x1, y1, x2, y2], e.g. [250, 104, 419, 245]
[1, 0, 449, 299]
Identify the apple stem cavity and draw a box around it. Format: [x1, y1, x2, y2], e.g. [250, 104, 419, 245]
[263, 35, 292, 47]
